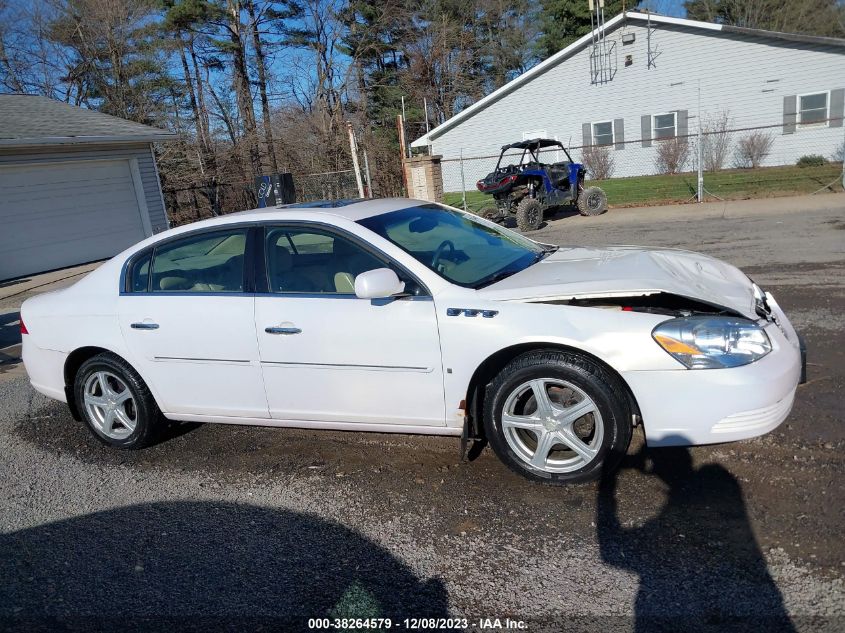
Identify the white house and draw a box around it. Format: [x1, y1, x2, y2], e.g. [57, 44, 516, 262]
[411, 11, 845, 192]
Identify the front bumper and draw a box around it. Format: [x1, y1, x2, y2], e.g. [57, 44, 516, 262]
[622, 293, 803, 447]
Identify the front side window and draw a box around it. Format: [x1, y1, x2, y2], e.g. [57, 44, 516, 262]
[592, 121, 614, 146]
[358, 204, 547, 289]
[653, 113, 676, 140]
[148, 229, 247, 293]
[799, 92, 828, 125]
[266, 227, 385, 294]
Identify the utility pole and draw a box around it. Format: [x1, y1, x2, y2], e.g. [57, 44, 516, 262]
[697, 80, 703, 203]
[397, 115, 408, 195]
[346, 121, 366, 199]
[363, 149, 373, 198]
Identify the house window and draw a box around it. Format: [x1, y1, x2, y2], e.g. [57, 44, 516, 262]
[653, 113, 676, 140]
[592, 121, 614, 146]
[799, 92, 828, 126]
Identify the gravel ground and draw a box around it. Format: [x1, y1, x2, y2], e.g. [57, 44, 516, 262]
[1, 195, 843, 632]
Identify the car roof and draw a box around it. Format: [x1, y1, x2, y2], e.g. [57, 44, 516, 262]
[224, 197, 432, 223]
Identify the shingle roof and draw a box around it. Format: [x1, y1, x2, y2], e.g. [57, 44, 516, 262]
[0, 94, 177, 146]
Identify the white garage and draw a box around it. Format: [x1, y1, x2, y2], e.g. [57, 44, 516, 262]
[0, 95, 175, 281]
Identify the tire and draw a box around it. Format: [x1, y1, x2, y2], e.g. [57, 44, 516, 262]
[516, 198, 543, 231]
[478, 206, 500, 222]
[74, 352, 162, 449]
[577, 186, 608, 216]
[483, 350, 632, 485]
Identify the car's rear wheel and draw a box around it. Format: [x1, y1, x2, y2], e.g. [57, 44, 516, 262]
[577, 186, 608, 216]
[74, 353, 161, 449]
[516, 198, 543, 231]
[483, 350, 632, 484]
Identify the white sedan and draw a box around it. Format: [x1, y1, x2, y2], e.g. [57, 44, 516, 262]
[21, 199, 804, 484]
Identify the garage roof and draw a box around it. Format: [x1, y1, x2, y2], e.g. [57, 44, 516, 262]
[0, 94, 177, 147]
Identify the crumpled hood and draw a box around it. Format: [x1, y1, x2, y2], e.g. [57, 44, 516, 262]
[478, 245, 758, 318]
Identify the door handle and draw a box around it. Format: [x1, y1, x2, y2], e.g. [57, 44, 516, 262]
[265, 326, 301, 335]
[131, 322, 159, 330]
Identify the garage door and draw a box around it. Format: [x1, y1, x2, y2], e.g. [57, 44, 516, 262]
[0, 159, 149, 281]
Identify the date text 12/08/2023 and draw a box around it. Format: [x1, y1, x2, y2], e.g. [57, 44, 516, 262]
[307, 617, 528, 630]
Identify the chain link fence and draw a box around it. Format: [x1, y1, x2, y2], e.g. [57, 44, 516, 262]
[440, 118, 845, 214]
[294, 169, 361, 203]
[163, 169, 362, 226]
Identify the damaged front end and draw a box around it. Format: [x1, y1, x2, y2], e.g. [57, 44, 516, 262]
[530, 291, 744, 319]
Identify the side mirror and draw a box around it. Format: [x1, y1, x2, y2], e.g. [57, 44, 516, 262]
[354, 268, 405, 300]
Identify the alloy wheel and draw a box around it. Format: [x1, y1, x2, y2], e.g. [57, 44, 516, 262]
[83, 371, 138, 440]
[501, 378, 603, 473]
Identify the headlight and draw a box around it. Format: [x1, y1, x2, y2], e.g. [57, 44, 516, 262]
[652, 316, 771, 369]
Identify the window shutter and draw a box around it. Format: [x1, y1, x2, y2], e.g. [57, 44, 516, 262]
[830, 89, 844, 128]
[676, 110, 688, 141]
[783, 95, 797, 134]
[614, 118, 625, 150]
[641, 115, 651, 147]
[582, 122, 592, 147]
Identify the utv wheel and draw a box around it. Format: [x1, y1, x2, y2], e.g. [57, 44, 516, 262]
[516, 198, 543, 231]
[483, 350, 632, 485]
[478, 206, 500, 222]
[577, 186, 608, 216]
[74, 352, 162, 449]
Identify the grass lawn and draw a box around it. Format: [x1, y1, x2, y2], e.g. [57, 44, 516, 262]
[443, 163, 844, 212]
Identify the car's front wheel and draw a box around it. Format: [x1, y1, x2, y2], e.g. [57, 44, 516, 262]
[74, 352, 161, 449]
[483, 350, 632, 484]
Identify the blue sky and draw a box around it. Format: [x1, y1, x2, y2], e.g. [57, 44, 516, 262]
[639, 0, 687, 18]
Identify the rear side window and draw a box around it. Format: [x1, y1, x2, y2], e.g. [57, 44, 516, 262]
[128, 251, 151, 292]
[127, 229, 248, 293]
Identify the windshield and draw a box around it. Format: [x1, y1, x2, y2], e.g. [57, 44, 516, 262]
[358, 204, 549, 288]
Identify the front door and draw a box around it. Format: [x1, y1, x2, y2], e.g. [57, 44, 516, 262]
[118, 227, 268, 418]
[254, 225, 445, 426]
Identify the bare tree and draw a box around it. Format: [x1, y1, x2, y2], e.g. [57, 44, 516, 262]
[582, 145, 615, 180]
[655, 139, 690, 175]
[701, 110, 733, 172]
[734, 131, 774, 169]
[224, 0, 261, 176]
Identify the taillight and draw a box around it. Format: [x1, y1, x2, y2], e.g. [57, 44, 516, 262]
[19, 317, 28, 335]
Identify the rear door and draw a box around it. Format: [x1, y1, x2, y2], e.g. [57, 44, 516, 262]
[117, 226, 268, 418]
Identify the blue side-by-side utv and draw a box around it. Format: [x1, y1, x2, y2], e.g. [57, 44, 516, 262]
[475, 138, 608, 231]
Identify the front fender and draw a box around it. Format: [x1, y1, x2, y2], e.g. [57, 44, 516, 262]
[436, 298, 680, 429]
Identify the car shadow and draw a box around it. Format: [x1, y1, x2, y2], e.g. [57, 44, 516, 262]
[0, 501, 449, 627]
[596, 441, 796, 633]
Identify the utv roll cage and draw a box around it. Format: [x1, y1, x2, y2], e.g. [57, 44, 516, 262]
[493, 138, 574, 171]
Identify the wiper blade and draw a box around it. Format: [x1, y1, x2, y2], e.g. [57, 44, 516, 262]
[474, 269, 519, 289]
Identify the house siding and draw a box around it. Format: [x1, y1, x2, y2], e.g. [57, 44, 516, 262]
[0, 143, 168, 232]
[428, 20, 845, 191]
